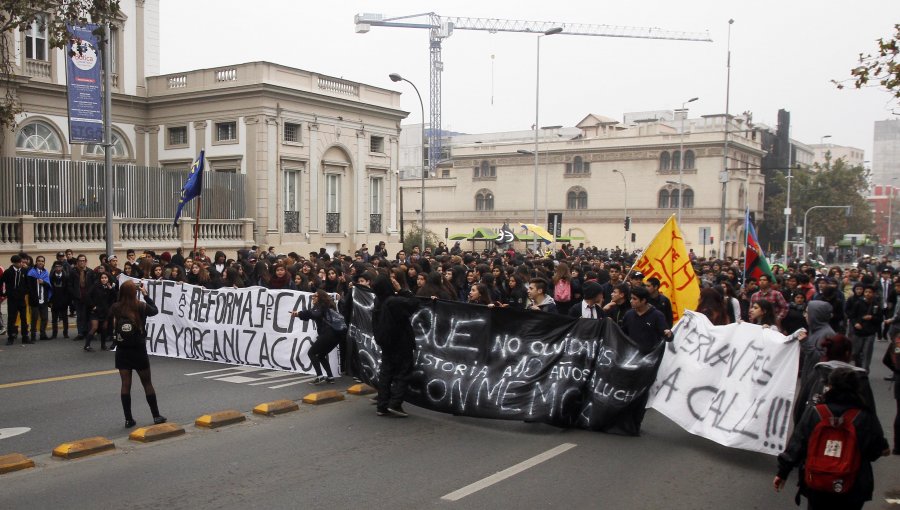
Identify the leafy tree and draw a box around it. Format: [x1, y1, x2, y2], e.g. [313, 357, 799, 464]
[0, 1, 121, 130]
[833, 23, 899, 109]
[762, 157, 873, 255]
[402, 224, 442, 254]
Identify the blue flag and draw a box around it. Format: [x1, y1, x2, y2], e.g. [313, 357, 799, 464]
[173, 150, 204, 225]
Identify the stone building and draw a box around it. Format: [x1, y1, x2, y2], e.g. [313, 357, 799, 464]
[401, 112, 765, 258]
[0, 0, 406, 260]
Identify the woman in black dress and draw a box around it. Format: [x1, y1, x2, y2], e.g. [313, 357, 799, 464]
[110, 280, 163, 428]
[290, 289, 342, 384]
[85, 271, 118, 351]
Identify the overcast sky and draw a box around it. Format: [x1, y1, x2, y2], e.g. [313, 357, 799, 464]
[159, 0, 898, 160]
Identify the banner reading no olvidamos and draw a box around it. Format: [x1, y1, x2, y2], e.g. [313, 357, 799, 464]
[646, 311, 799, 455]
[140, 279, 336, 375]
[349, 287, 665, 435]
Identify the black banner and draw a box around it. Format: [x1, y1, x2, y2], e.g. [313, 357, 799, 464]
[349, 288, 664, 435]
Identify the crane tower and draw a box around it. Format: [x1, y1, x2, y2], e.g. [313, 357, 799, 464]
[355, 12, 712, 177]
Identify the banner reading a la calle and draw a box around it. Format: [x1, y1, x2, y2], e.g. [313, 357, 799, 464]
[141, 279, 336, 374]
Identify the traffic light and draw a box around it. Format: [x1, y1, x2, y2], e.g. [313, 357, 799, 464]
[624, 216, 631, 231]
[631, 233, 636, 243]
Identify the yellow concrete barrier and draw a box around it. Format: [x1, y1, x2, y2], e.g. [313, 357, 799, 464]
[194, 410, 246, 429]
[0, 453, 35, 474]
[252, 399, 300, 417]
[129, 422, 185, 443]
[52, 437, 115, 459]
[346, 383, 376, 395]
[302, 389, 345, 405]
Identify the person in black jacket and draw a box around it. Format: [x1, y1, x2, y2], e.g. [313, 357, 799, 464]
[49, 261, 71, 339]
[291, 289, 342, 384]
[774, 367, 889, 509]
[84, 271, 118, 351]
[568, 281, 605, 319]
[372, 272, 421, 418]
[1, 255, 30, 344]
[110, 280, 163, 428]
[847, 285, 881, 371]
[68, 254, 96, 341]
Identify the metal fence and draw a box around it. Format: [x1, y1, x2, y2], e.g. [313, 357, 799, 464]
[0, 157, 245, 219]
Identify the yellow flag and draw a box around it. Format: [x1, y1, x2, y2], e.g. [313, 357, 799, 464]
[633, 215, 699, 323]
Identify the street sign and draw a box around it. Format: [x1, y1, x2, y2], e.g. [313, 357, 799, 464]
[815, 236, 825, 248]
[699, 227, 712, 245]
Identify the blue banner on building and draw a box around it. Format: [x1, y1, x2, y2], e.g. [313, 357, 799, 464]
[65, 24, 103, 144]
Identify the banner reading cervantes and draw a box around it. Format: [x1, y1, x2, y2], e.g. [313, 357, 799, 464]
[350, 287, 665, 435]
[646, 311, 799, 455]
[141, 279, 335, 374]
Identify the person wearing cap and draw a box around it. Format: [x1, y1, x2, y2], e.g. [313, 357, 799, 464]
[55, 251, 71, 273]
[568, 281, 605, 319]
[106, 255, 122, 279]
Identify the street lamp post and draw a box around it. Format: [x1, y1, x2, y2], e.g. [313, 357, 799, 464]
[803, 205, 851, 259]
[613, 169, 628, 249]
[887, 179, 897, 252]
[677, 97, 698, 226]
[718, 19, 734, 259]
[783, 164, 793, 266]
[531, 27, 563, 253]
[389, 73, 426, 253]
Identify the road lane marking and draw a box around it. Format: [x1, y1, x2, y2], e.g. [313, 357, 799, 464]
[440, 443, 577, 502]
[0, 369, 119, 390]
[268, 376, 318, 388]
[184, 368, 237, 376]
[246, 372, 302, 385]
[0, 427, 30, 440]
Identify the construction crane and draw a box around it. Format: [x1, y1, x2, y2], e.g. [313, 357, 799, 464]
[355, 12, 712, 176]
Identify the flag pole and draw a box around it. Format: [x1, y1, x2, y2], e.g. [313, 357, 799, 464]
[623, 214, 675, 282]
[192, 196, 201, 259]
[741, 206, 749, 288]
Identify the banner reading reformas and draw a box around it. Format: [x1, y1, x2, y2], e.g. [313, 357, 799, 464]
[647, 311, 799, 455]
[142, 279, 333, 374]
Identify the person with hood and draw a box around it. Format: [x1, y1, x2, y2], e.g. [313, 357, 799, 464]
[211, 251, 228, 278]
[49, 261, 71, 338]
[800, 300, 836, 383]
[372, 272, 422, 418]
[26, 255, 52, 341]
[811, 277, 845, 333]
[774, 367, 889, 509]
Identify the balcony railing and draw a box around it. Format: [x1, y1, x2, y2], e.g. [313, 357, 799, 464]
[284, 210, 300, 233]
[369, 213, 382, 234]
[326, 212, 340, 234]
[25, 59, 51, 78]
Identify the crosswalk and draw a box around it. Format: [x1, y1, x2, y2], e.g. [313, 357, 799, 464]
[185, 366, 319, 389]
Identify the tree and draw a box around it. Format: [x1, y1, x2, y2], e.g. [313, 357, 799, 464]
[762, 157, 874, 255]
[833, 23, 900, 110]
[0, 1, 121, 130]
[402, 224, 442, 254]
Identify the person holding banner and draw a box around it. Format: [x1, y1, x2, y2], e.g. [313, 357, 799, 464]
[622, 286, 672, 350]
[110, 280, 164, 428]
[372, 273, 421, 417]
[290, 289, 342, 384]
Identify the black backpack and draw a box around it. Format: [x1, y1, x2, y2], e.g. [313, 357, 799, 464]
[115, 312, 144, 346]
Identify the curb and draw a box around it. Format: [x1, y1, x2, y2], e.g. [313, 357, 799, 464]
[52, 436, 115, 460]
[252, 399, 300, 417]
[302, 389, 345, 405]
[346, 383, 376, 395]
[0, 453, 35, 474]
[195, 410, 246, 429]
[129, 423, 186, 443]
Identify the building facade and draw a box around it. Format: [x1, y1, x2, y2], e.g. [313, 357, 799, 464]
[873, 119, 900, 186]
[401, 112, 765, 258]
[810, 143, 866, 169]
[1, 0, 406, 260]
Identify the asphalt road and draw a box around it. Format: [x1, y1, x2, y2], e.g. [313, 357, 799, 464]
[1, 336, 898, 509]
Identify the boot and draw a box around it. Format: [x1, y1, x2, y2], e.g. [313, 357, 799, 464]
[83, 333, 94, 352]
[63, 327, 69, 339]
[50, 323, 58, 339]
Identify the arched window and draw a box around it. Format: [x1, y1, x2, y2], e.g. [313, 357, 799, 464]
[16, 121, 62, 152]
[659, 151, 671, 171]
[682, 189, 694, 208]
[672, 150, 681, 171]
[738, 184, 746, 209]
[475, 189, 494, 211]
[670, 189, 680, 209]
[566, 155, 590, 174]
[475, 160, 495, 178]
[567, 186, 587, 209]
[658, 189, 670, 209]
[757, 189, 764, 210]
[684, 150, 695, 170]
[84, 131, 130, 159]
